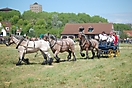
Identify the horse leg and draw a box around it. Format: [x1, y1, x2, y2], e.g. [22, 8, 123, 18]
[80, 47, 85, 57]
[16, 51, 24, 66]
[54, 51, 60, 63]
[71, 51, 76, 61]
[67, 50, 71, 61]
[70, 46, 76, 61]
[91, 49, 95, 59]
[40, 50, 48, 65]
[41, 53, 48, 65]
[23, 58, 30, 64]
[96, 48, 100, 59]
[43, 51, 53, 65]
[86, 48, 89, 59]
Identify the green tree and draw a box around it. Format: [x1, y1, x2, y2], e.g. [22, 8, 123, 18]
[10, 25, 16, 34]
[77, 13, 91, 23]
[0, 10, 20, 21]
[17, 19, 24, 26]
[10, 15, 19, 25]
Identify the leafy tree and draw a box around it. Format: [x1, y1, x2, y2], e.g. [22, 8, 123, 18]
[17, 19, 24, 26]
[10, 15, 19, 25]
[91, 15, 108, 23]
[10, 25, 15, 33]
[0, 16, 2, 21]
[1, 10, 132, 38]
[0, 10, 20, 21]
[77, 13, 91, 23]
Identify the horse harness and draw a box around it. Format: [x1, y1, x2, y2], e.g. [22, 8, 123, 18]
[50, 39, 57, 49]
[16, 38, 36, 49]
[80, 39, 93, 49]
[49, 39, 69, 51]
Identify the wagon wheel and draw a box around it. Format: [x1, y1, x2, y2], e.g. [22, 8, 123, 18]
[115, 49, 120, 57]
[108, 49, 114, 58]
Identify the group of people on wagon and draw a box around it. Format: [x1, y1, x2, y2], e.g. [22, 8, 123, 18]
[99, 31, 118, 46]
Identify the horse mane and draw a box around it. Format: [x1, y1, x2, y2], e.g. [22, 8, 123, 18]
[81, 34, 88, 40]
[50, 35, 57, 41]
[12, 34, 24, 40]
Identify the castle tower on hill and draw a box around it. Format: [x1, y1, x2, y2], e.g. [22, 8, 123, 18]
[30, 2, 42, 13]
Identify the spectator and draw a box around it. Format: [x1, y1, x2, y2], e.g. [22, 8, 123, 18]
[107, 32, 115, 43]
[113, 32, 118, 45]
[99, 31, 108, 41]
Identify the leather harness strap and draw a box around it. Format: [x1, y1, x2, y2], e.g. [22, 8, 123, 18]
[50, 40, 57, 49]
[16, 38, 24, 49]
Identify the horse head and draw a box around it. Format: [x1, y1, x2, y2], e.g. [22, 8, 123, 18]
[43, 34, 57, 42]
[5, 34, 14, 46]
[78, 33, 87, 41]
[6, 34, 24, 46]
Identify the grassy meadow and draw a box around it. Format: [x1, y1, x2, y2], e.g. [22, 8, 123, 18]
[0, 43, 132, 88]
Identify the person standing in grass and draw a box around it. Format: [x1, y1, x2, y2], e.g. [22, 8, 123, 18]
[113, 32, 118, 45]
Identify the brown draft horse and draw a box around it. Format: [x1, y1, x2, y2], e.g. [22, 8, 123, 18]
[78, 33, 100, 59]
[43, 34, 76, 62]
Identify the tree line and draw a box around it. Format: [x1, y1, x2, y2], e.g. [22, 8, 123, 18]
[0, 10, 132, 38]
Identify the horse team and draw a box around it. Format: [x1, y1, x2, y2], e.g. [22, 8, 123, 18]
[4, 33, 100, 66]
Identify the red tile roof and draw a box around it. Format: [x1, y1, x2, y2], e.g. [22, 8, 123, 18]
[61, 23, 114, 35]
[123, 30, 132, 37]
[1, 22, 12, 32]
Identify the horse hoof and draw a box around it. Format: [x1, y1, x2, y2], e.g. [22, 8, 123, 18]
[41, 62, 47, 65]
[41, 63, 46, 65]
[56, 60, 60, 63]
[67, 55, 71, 59]
[55, 57, 60, 63]
[16, 63, 21, 66]
[73, 59, 76, 61]
[85, 57, 89, 59]
[24, 59, 30, 64]
[81, 53, 85, 57]
[91, 57, 94, 59]
[48, 58, 53, 65]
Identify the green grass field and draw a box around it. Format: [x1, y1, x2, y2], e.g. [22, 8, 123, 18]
[0, 43, 132, 88]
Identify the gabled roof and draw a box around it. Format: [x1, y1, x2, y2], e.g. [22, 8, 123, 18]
[123, 30, 132, 37]
[0, 22, 12, 32]
[61, 23, 114, 35]
[0, 7, 13, 11]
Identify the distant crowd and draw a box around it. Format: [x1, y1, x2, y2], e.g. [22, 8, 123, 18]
[120, 38, 132, 44]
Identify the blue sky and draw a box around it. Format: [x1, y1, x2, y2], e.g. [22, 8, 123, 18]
[0, 0, 132, 23]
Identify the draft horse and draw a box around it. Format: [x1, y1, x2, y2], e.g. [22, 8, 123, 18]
[6, 34, 53, 66]
[43, 34, 76, 62]
[78, 33, 100, 59]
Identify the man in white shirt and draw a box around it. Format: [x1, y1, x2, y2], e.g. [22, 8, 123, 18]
[99, 31, 108, 41]
[107, 32, 115, 45]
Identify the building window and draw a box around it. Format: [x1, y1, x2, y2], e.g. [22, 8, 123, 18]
[79, 26, 84, 32]
[88, 26, 94, 32]
[6, 27, 9, 31]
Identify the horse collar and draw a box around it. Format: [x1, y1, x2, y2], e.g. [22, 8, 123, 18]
[16, 38, 24, 49]
[50, 40, 57, 49]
